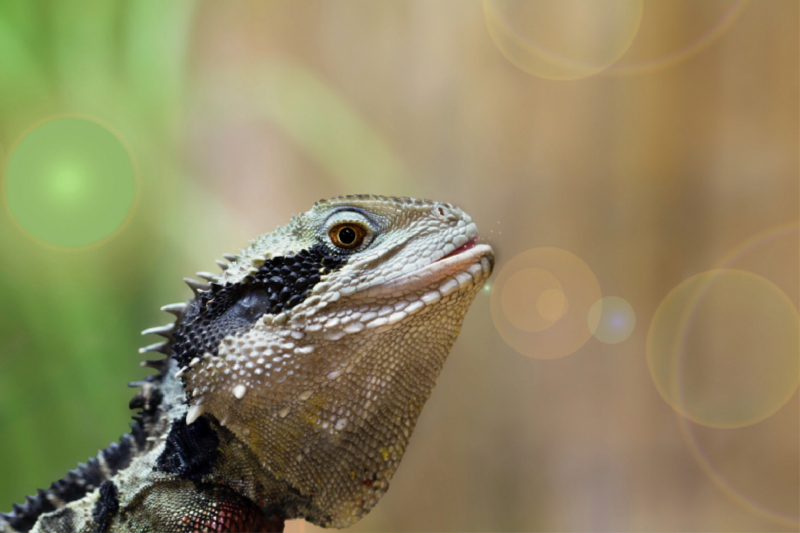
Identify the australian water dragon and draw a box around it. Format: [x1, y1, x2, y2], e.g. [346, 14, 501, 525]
[0, 195, 494, 532]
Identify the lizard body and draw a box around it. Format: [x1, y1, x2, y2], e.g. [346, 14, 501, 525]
[1, 195, 494, 532]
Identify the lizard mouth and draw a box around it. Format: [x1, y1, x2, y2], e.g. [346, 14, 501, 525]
[437, 236, 480, 261]
[356, 240, 494, 300]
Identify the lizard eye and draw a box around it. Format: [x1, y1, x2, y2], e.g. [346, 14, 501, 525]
[329, 223, 366, 249]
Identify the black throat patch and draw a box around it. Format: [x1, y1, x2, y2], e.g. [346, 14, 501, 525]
[155, 416, 220, 482]
[171, 243, 346, 368]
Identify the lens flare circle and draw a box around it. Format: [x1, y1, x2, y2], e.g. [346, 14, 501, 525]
[483, 0, 644, 80]
[647, 269, 799, 429]
[588, 296, 636, 344]
[671, 224, 800, 528]
[491, 248, 601, 359]
[608, 0, 750, 76]
[501, 268, 567, 332]
[537, 287, 568, 322]
[678, 413, 800, 529]
[3, 117, 138, 249]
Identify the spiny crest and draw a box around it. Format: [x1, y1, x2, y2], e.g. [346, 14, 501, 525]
[0, 430, 140, 531]
[137, 250, 244, 377]
[317, 194, 448, 209]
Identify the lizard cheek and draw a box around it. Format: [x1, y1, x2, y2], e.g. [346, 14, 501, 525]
[172, 245, 348, 370]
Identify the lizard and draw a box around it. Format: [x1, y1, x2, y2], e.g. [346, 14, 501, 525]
[0, 194, 494, 533]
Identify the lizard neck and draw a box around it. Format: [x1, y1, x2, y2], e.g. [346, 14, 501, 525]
[0, 358, 292, 533]
[147, 361, 306, 527]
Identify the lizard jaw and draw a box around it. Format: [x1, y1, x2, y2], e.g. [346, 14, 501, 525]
[438, 236, 481, 260]
[355, 243, 494, 300]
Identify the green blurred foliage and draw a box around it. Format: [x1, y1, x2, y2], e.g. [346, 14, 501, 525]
[0, 0, 196, 509]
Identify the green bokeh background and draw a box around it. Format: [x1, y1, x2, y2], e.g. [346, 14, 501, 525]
[0, 0, 198, 515]
[0, 2, 797, 532]
[6, 117, 137, 248]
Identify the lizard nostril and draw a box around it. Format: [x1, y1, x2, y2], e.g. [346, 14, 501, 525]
[433, 204, 450, 220]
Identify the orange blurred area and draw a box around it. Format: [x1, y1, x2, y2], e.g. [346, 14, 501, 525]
[0, 1, 797, 531]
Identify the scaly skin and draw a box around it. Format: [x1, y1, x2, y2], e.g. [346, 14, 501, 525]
[1, 195, 494, 533]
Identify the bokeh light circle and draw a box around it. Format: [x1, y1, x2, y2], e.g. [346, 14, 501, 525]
[501, 268, 568, 332]
[3, 117, 138, 248]
[669, 224, 800, 528]
[588, 296, 636, 344]
[678, 405, 800, 529]
[647, 269, 799, 429]
[607, 0, 750, 76]
[483, 0, 644, 80]
[491, 248, 601, 359]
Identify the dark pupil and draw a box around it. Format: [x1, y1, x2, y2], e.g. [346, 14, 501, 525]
[338, 227, 357, 245]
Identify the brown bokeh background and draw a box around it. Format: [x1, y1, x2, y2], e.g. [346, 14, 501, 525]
[0, 1, 797, 531]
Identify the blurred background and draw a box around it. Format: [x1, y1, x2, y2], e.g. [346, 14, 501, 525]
[0, 1, 797, 531]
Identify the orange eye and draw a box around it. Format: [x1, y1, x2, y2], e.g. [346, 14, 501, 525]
[329, 224, 366, 249]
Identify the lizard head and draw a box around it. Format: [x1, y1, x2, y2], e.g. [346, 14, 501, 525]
[171, 195, 493, 527]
